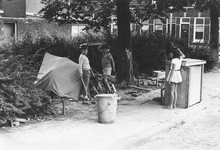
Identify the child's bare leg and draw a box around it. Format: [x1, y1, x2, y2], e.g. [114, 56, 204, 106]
[169, 83, 175, 109]
[173, 83, 178, 109]
[102, 75, 112, 93]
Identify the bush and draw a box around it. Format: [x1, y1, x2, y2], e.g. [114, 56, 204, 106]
[131, 32, 186, 75]
[186, 44, 216, 72]
[131, 32, 215, 75]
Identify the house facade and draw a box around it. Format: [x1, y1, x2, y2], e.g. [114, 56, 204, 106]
[0, 0, 72, 40]
[126, 6, 220, 47]
[137, 7, 214, 46]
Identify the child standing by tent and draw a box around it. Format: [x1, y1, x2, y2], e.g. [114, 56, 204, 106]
[98, 43, 116, 93]
[165, 42, 185, 109]
[79, 43, 92, 100]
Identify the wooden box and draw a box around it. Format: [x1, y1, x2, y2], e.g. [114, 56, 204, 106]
[164, 58, 206, 108]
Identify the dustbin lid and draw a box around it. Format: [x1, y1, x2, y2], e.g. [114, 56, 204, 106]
[95, 94, 118, 98]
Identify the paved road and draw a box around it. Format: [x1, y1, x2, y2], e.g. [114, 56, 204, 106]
[132, 70, 220, 150]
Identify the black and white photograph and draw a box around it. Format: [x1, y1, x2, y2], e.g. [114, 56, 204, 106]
[0, 0, 220, 150]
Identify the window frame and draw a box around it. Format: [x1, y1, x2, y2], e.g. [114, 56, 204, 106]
[179, 17, 190, 35]
[153, 19, 163, 32]
[3, 21, 17, 39]
[71, 24, 86, 37]
[141, 20, 149, 33]
[193, 17, 205, 43]
[166, 17, 176, 36]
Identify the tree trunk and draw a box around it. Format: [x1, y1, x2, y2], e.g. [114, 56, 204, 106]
[116, 0, 134, 85]
[210, 6, 219, 63]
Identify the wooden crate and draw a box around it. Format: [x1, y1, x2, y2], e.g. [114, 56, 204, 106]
[164, 58, 206, 108]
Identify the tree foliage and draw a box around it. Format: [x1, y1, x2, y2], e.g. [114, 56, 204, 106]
[192, 0, 220, 12]
[40, 0, 116, 31]
[40, 0, 220, 41]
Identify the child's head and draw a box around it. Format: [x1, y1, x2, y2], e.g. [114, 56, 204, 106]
[165, 42, 174, 52]
[165, 42, 174, 60]
[165, 42, 181, 59]
[171, 48, 181, 59]
[98, 43, 111, 53]
[168, 52, 173, 60]
[80, 43, 88, 55]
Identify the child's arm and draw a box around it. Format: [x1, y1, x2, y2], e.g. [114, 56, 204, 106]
[110, 54, 116, 72]
[178, 48, 185, 58]
[78, 56, 83, 77]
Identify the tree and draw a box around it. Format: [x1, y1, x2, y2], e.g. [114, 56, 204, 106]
[116, 0, 133, 84]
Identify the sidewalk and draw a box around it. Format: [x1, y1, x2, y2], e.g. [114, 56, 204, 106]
[1, 70, 220, 150]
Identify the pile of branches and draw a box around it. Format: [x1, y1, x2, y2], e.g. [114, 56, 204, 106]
[0, 53, 53, 126]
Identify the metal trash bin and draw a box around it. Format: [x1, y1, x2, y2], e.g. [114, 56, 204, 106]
[95, 94, 120, 124]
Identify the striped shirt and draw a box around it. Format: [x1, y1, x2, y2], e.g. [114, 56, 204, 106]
[102, 53, 113, 69]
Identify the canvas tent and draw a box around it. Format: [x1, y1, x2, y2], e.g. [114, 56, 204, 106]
[35, 52, 82, 99]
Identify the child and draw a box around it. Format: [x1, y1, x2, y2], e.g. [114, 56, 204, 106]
[165, 42, 185, 109]
[78, 43, 92, 100]
[98, 43, 116, 93]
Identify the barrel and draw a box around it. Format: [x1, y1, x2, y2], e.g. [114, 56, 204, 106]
[95, 94, 119, 124]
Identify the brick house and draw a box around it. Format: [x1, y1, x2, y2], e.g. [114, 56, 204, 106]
[124, 4, 220, 47]
[137, 7, 214, 46]
[0, 0, 72, 40]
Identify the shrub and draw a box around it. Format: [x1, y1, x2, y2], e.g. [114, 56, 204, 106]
[131, 32, 215, 75]
[131, 32, 184, 75]
[186, 44, 216, 72]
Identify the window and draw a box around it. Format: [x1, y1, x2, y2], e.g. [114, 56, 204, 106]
[111, 22, 117, 35]
[0, 1, 2, 10]
[130, 23, 139, 35]
[193, 18, 205, 43]
[130, 23, 137, 32]
[0, 1, 3, 14]
[141, 20, 149, 32]
[154, 19, 163, 32]
[167, 18, 176, 37]
[3, 22, 17, 39]
[71, 24, 86, 37]
[182, 18, 190, 23]
[219, 18, 220, 44]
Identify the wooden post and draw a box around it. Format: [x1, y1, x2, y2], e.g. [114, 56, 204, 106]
[62, 100, 66, 115]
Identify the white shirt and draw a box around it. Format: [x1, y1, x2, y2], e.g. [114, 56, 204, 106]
[79, 54, 91, 74]
[170, 58, 183, 70]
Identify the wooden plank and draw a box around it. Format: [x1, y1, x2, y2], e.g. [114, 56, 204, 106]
[177, 66, 189, 108]
[200, 64, 204, 102]
[182, 58, 206, 66]
[188, 65, 201, 106]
